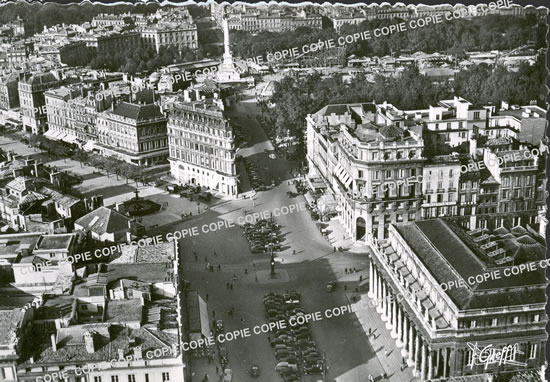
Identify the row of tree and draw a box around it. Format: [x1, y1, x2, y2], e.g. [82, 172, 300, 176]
[27, 134, 145, 185]
[231, 14, 546, 60]
[267, 57, 547, 150]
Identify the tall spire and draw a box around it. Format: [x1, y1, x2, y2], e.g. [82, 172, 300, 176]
[223, 17, 231, 57]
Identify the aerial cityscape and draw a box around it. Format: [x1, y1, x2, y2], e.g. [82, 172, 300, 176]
[0, 1, 547, 382]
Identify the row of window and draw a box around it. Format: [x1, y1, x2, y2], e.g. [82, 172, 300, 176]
[94, 372, 170, 382]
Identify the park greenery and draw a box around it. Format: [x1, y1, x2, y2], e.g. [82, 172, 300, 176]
[266, 55, 547, 159]
[231, 14, 546, 60]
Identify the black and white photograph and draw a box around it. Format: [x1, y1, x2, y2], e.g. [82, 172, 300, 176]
[0, 0, 547, 382]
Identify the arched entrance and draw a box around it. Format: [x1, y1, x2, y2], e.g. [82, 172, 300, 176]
[356, 217, 366, 241]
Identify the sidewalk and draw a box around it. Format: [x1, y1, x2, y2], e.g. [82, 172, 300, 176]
[347, 292, 418, 382]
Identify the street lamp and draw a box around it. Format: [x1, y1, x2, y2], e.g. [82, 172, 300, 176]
[270, 249, 276, 278]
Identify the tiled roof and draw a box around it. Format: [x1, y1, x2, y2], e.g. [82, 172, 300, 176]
[39, 187, 81, 208]
[0, 308, 25, 346]
[6, 177, 34, 193]
[74, 207, 131, 236]
[25, 72, 58, 86]
[112, 242, 176, 264]
[111, 102, 164, 121]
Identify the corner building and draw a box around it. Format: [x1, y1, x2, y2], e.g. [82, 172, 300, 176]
[367, 219, 546, 380]
[306, 103, 425, 242]
[167, 96, 237, 196]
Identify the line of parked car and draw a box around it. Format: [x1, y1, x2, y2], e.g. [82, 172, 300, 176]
[243, 158, 268, 191]
[242, 219, 282, 254]
[263, 291, 325, 382]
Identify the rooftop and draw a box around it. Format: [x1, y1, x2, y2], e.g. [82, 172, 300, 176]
[393, 219, 546, 310]
[74, 207, 132, 238]
[111, 102, 165, 122]
[112, 242, 176, 264]
[0, 232, 42, 259]
[35, 234, 74, 251]
[0, 308, 25, 347]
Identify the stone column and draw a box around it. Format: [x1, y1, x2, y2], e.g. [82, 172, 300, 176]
[428, 348, 433, 380]
[421, 343, 427, 380]
[396, 306, 403, 344]
[392, 295, 398, 329]
[407, 324, 414, 366]
[379, 281, 386, 316]
[414, 333, 421, 376]
[443, 348, 448, 378]
[401, 315, 408, 356]
[369, 261, 374, 298]
[436, 348, 441, 378]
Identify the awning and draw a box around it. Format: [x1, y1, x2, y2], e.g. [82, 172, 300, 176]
[334, 164, 353, 189]
[83, 140, 96, 152]
[63, 134, 79, 144]
[44, 129, 57, 139]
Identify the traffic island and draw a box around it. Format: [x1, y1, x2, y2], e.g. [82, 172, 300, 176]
[255, 269, 290, 283]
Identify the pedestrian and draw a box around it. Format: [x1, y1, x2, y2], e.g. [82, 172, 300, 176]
[226, 282, 229, 289]
[214, 250, 217, 256]
[194, 252, 198, 261]
[204, 373, 208, 381]
[206, 293, 209, 301]
[244, 268, 248, 274]
[369, 375, 374, 382]
[218, 264, 221, 271]
[368, 328, 372, 336]
[383, 372, 387, 380]
[233, 274, 237, 280]
[230, 284, 233, 290]
[213, 310, 216, 317]
[334, 246, 337, 252]
[360, 275, 363, 281]
[293, 249, 296, 255]
[345, 268, 348, 274]
[216, 366, 219, 374]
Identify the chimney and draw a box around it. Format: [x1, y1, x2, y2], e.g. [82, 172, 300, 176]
[134, 346, 142, 360]
[51, 333, 57, 352]
[118, 348, 124, 360]
[84, 331, 95, 353]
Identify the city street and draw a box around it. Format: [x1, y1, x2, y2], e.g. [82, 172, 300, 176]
[149, 90, 393, 382]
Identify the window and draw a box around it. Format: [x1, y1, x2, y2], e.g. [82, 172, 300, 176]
[435, 123, 439, 130]
[491, 318, 497, 327]
[437, 194, 443, 203]
[372, 171, 379, 180]
[503, 190, 509, 199]
[2, 367, 14, 380]
[533, 314, 540, 322]
[513, 316, 519, 324]
[437, 181, 443, 190]
[128, 376, 136, 382]
[358, 170, 363, 179]
[474, 111, 480, 119]
[529, 344, 537, 359]
[470, 320, 476, 328]
[449, 169, 454, 178]
[447, 123, 451, 129]
[145, 375, 149, 382]
[162, 373, 170, 382]
[449, 194, 455, 202]
[466, 350, 473, 366]
[385, 170, 392, 179]
[111, 377, 119, 382]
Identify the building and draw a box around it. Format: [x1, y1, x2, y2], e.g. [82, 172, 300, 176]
[18, 72, 61, 134]
[96, 101, 169, 167]
[332, 13, 368, 32]
[141, 22, 198, 52]
[367, 218, 546, 380]
[488, 102, 547, 145]
[0, 72, 21, 111]
[167, 93, 238, 196]
[44, 86, 84, 144]
[91, 13, 126, 28]
[15, 243, 185, 382]
[421, 155, 461, 219]
[74, 206, 144, 243]
[306, 103, 425, 241]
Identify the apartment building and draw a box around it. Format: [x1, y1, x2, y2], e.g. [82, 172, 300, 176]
[306, 103, 425, 242]
[167, 94, 238, 196]
[141, 22, 198, 52]
[307, 97, 547, 243]
[96, 101, 168, 167]
[0, 72, 20, 111]
[18, 72, 61, 134]
[367, 219, 546, 380]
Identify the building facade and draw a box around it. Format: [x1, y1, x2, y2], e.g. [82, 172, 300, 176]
[167, 95, 238, 196]
[367, 219, 546, 380]
[141, 23, 198, 52]
[18, 72, 61, 134]
[97, 102, 168, 167]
